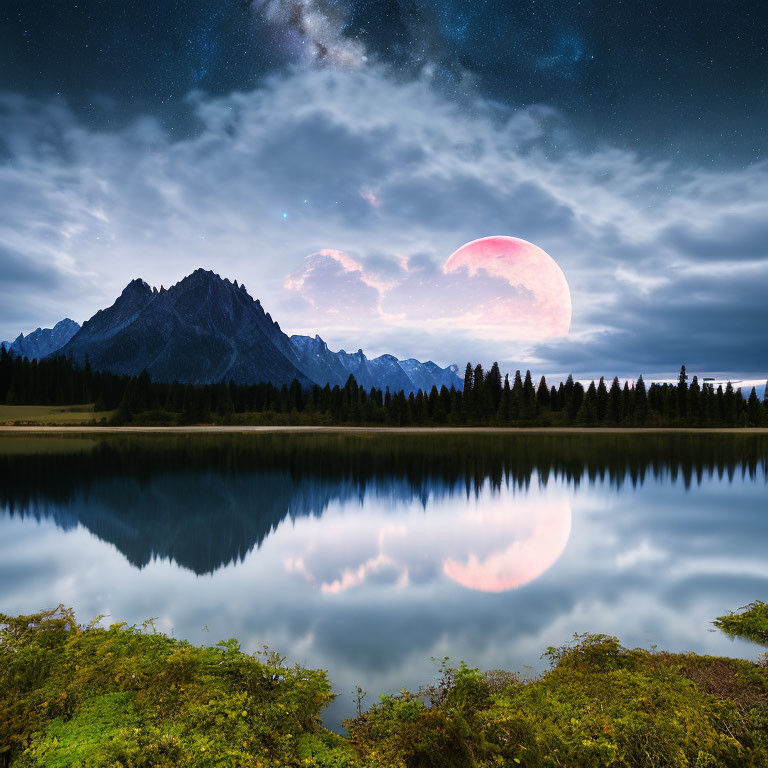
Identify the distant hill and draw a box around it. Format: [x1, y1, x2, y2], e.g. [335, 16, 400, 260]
[35, 269, 463, 392]
[2, 318, 80, 360]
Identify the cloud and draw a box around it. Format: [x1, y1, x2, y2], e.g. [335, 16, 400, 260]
[285, 242, 570, 342]
[0, 67, 766, 375]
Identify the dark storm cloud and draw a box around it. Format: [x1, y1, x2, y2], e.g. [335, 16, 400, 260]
[0, 244, 85, 334]
[533, 262, 768, 376]
[0, 247, 60, 288]
[664, 214, 768, 262]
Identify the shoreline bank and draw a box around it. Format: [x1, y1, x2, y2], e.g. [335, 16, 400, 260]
[3, 425, 768, 434]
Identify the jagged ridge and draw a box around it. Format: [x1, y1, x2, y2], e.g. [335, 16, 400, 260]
[2, 318, 80, 360]
[5, 269, 462, 392]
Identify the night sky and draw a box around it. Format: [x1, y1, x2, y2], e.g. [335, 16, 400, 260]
[1, 1, 767, 378]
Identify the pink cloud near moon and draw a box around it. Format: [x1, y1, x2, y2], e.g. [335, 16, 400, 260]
[283, 235, 571, 342]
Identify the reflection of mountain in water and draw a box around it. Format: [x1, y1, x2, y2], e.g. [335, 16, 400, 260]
[76, 473, 462, 574]
[0, 438, 466, 574]
[1, 433, 766, 575]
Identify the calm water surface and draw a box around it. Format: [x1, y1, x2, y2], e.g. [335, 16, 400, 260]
[1, 432, 766, 729]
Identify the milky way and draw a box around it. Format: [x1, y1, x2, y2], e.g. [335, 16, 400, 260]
[1, 0, 765, 161]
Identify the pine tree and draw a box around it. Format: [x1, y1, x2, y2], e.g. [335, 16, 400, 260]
[463, 363, 474, 401]
[634, 375, 648, 425]
[486, 362, 503, 412]
[536, 376, 550, 410]
[724, 382, 736, 425]
[522, 370, 536, 419]
[578, 382, 598, 424]
[621, 381, 632, 425]
[511, 370, 523, 420]
[563, 374, 576, 419]
[473, 364, 487, 417]
[677, 364, 688, 419]
[569, 382, 585, 422]
[596, 377, 608, 423]
[498, 374, 511, 422]
[747, 387, 763, 426]
[428, 385, 444, 422]
[688, 376, 701, 423]
[608, 377, 622, 424]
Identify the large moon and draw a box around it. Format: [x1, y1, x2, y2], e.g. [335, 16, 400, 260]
[444, 235, 571, 340]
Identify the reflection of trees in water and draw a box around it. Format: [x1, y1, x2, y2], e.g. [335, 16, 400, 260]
[0, 433, 766, 575]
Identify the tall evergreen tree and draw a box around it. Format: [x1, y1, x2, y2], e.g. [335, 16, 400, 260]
[486, 362, 503, 411]
[550, 385, 560, 412]
[473, 363, 486, 417]
[688, 376, 701, 423]
[498, 374, 511, 422]
[578, 382, 598, 424]
[522, 370, 536, 419]
[677, 364, 688, 419]
[463, 363, 474, 401]
[724, 382, 736, 425]
[536, 376, 550, 409]
[747, 387, 763, 426]
[596, 377, 608, 423]
[621, 381, 632, 425]
[634, 375, 648, 425]
[608, 377, 622, 424]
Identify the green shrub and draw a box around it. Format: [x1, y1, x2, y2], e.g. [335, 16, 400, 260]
[3, 609, 767, 768]
[346, 634, 768, 768]
[714, 601, 768, 647]
[0, 606, 351, 768]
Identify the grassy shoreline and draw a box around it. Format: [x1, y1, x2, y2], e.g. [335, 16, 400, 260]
[2, 606, 766, 768]
[3, 422, 768, 434]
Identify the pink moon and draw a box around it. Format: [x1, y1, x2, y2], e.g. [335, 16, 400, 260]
[444, 235, 571, 340]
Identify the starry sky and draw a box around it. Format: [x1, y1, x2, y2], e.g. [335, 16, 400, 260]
[1, 0, 767, 379]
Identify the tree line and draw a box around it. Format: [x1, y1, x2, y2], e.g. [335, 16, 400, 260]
[1, 347, 766, 427]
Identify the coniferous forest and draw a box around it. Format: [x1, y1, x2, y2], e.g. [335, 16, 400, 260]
[1, 348, 766, 427]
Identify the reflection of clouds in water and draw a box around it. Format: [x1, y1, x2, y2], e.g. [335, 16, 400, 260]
[279, 479, 572, 595]
[2, 466, 768, 730]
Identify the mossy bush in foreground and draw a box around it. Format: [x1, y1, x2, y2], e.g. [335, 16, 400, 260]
[2, 611, 767, 768]
[345, 635, 768, 768]
[0, 607, 354, 768]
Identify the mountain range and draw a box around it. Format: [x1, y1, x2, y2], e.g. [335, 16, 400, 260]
[2, 318, 80, 360]
[2, 269, 462, 393]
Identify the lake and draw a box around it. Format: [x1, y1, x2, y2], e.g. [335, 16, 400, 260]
[1, 431, 766, 730]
